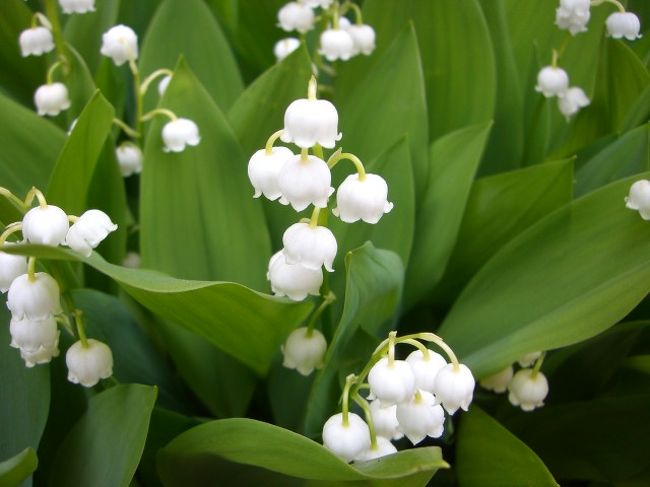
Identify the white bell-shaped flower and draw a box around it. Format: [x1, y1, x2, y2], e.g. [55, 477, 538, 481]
[333, 173, 393, 224]
[248, 147, 293, 200]
[282, 222, 337, 272]
[278, 2, 315, 33]
[162, 118, 201, 153]
[22, 204, 69, 246]
[116, 143, 143, 177]
[479, 365, 514, 393]
[19, 27, 55, 57]
[555, 0, 591, 35]
[517, 351, 542, 368]
[66, 339, 114, 387]
[433, 363, 475, 414]
[535, 66, 569, 98]
[277, 154, 334, 211]
[396, 390, 445, 445]
[281, 98, 341, 149]
[368, 357, 416, 407]
[606, 12, 642, 40]
[20, 340, 60, 368]
[558, 86, 590, 120]
[0, 246, 28, 293]
[338, 16, 352, 29]
[347, 25, 376, 56]
[100, 24, 138, 66]
[625, 180, 650, 220]
[7, 272, 62, 320]
[281, 326, 327, 376]
[65, 209, 118, 257]
[10, 316, 59, 352]
[369, 400, 403, 440]
[319, 28, 355, 62]
[59, 0, 95, 14]
[303, 0, 334, 8]
[267, 250, 323, 301]
[122, 251, 141, 268]
[322, 412, 371, 463]
[274, 37, 301, 61]
[508, 369, 549, 411]
[405, 349, 447, 394]
[158, 75, 171, 96]
[34, 83, 71, 117]
[354, 437, 397, 462]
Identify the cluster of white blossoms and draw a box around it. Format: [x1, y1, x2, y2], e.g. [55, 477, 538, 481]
[249, 76, 392, 302]
[274, 0, 375, 62]
[322, 332, 475, 463]
[0, 186, 115, 387]
[479, 351, 549, 412]
[535, 65, 590, 121]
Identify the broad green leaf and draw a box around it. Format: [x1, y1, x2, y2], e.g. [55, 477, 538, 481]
[456, 407, 558, 487]
[405, 123, 492, 309]
[438, 173, 650, 377]
[46, 90, 115, 215]
[158, 418, 447, 485]
[50, 384, 157, 487]
[64, 45, 98, 125]
[0, 448, 37, 487]
[434, 159, 574, 306]
[139, 0, 243, 111]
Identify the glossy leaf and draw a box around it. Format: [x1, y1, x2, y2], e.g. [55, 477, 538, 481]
[50, 384, 157, 487]
[438, 173, 650, 377]
[0, 448, 37, 487]
[457, 407, 558, 487]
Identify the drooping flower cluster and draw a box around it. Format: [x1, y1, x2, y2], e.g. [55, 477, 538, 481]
[535, 65, 590, 120]
[0, 186, 115, 387]
[322, 332, 475, 462]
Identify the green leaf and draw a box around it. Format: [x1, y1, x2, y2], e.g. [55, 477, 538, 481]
[434, 159, 574, 306]
[46, 91, 115, 215]
[456, 407, 558, 487]
[139, 0, 243, 111]
[63, 45, 98, 125]
[0, 448, 37, 487]
[158, 418, 447, 485]
[50, 384, 157, 487]
[437, 173, 650, 377]
[405, 123, 492, 309]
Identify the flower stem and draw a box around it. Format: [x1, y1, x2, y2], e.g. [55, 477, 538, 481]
[387, 330, 396, 365]
[113, 118, 141, 138]
[46, 60, 65, 84]
[305, 291, 335, 336]
[341, 373, 356, 426]
[74, 309, 89, 348]
[0, 187, 28, 213]
[0, 223, 23, 246]
[140, 108, 178, 123]
[129, 59, 144, 138]
[300, 147, 310, 162]
[308, 206, 321, 228]
[44, 0, 67, 62]
[24, 187, 48, 208]
[591, 0, 626, 12]
[308, 76, 318, 100]
[327, 152, 366, 180]
[347, 2, 363, 25]
[402, 338, 430, 360]
[398, 332, 460, 370]
[27, 257, 37, 282]
[265, 129, 284, 156]
[531, 352, 546, 378]
[352, 392, 377, 448]
[313, 143, 325, 160]
[140, 68, 174, 96]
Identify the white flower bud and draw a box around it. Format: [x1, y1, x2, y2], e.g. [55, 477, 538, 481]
[122, 251, 141, 268]
[100, 24, 138, 66]
[517, 351, 542, 368]
[282, 222, 337, 272]
[508, 369, 549, 411]
[333, 173, 393, 224]
[248, 147, 293, 200]
[267, 250, 323, 301]
[278, 2, 315, 33]
[606, 12, 642, 40]
[281, 98, 341, 149]
[10, 316, 59, 352]
[20, 340, 60, 368]
[347, 24, 376, 56]
[274, 37, 301, 61]
[0, 246, 28, 293]
[396, 390, 445, 445]
[277, 154, 334, 211]
[322, 412, 371, 463]
[19, 27, 54, 57]
[369, 400, 403, 441]
[625, 180, 650, 220]
[555, 0, 591, 35]
[34, 83, 71, 117]
[7, 272, 62, 320]
[368, 358, 416, 407]
[65, 209, 118, 257]
[116, 143, 143, 177]
[281, 326, 327, 376]
[354, 436, 397, 462]
[162, 118, 201, 153]
[405, 349, 447, 394]
[479, 365, 514, 393]
[58, 0, 95, 14]
[535, 66, 569, 98]
[319, 29, 355, 62]
[558, 86, 590, 119]
[158, 75, 171, 96]
[433, 363, 475, 415]
[66, 339, 114, 387]
[22, 204, 69, 246]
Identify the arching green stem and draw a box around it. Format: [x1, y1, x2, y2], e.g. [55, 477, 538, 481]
[140, 68, 174, 96]
[341, 373, 356, 426]
[27, 257, 37, 282]
[24, 187, 48, 208]
[0, 223, 23, 247]
[113, 118, 141, 138]
[402, 338, 431, 360]
[265, 129, 284, 156]
[531, 352, 546, 378]
[353, 392, 377, 448]
[44, 0, 67, 62]
[591, 0, 626, 12]
[305, 291, 336, 336]
[0, 188, 28, 213]
[46, 60, 65, 84]
[327, 152, 366, 180]
[74, 309, 89, 348]
[141, 108, 178, 123]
